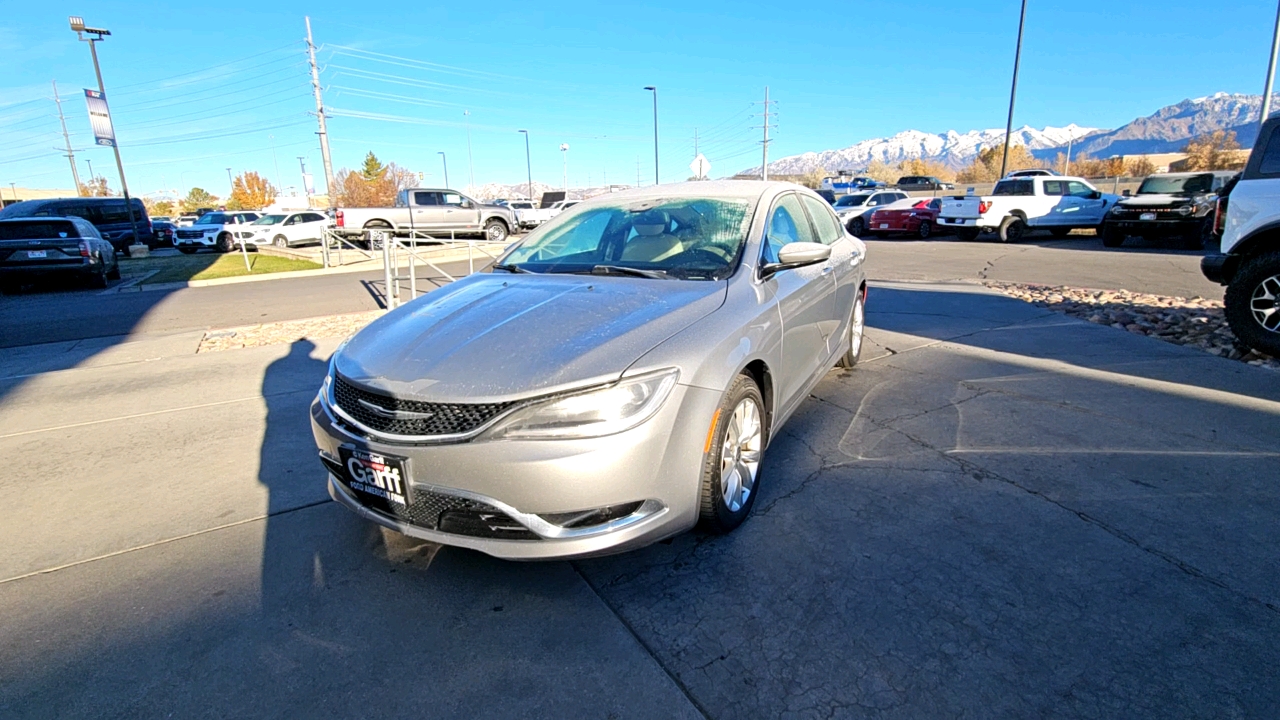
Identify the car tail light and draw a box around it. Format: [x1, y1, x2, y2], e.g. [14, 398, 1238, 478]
[978, 201, 992, 214]
[1214, 197, 1228, 235]
[336, 210, 345, 228]
[79, 241, 91, 258]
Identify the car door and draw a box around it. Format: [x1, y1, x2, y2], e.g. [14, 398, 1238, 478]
[438, 191, 478, 233]
[800, 193, 858, 348]
[1039, 179, 1070, 226]
[1066, 180, 1108, 225]
[409, 191, 449, 234]
[761, 193, 839, 409]
[281, 214, 308, 245]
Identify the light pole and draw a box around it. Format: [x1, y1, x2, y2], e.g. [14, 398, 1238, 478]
[518, 129, 532, 200]
[464, 110, 475, 192]
[1261, 1, 1280, 124]
[644, 86, 659, 185]
[560, 143, 569, 191]
[69, 16, 141, 246]
[85, 158, 95, 186]
[998, 0, 1028, 179]
[438, 151, 449, 188]
[226, 167, 234, 196]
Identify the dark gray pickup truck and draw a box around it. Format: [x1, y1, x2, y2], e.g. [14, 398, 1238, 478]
[335, 188, 518, 243]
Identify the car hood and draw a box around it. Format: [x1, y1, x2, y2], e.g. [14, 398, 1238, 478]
[334, 273, 727, 403]
[1119, 194, 1196, 207]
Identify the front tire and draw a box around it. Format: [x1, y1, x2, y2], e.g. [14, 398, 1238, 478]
[1224, 250, 1280, 357]
[484, 219, 509, 243]
[847, 216, 866, 236]
[216, 233, 235, 253]
[997, 215, 1027, 243]
[1101, 224, 1124, 248]
[698, 375, 767, 534]
[273, 235, 288, 248]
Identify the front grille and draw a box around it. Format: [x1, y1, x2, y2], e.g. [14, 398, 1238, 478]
[333, 374, 517, 438]
[176, 229, 206, 239]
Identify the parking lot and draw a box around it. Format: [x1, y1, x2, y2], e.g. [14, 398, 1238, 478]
[1, 235, 1277, 718]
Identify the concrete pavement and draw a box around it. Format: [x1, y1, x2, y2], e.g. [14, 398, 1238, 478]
[2, 277, 1277, 718]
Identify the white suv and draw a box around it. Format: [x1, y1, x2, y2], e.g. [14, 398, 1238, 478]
[1202, 116, 1280, 357]
[174, 211, 261, 253]
[242, 211, 331, 248]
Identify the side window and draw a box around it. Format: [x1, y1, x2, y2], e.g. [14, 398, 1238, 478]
[895, 193, 908, 202]
[762, 194, 817, 263]
[1259, 125, 1280, 175]
[442, 193, 464, 206]
[1043, 180, 1065, 196]
[284, 215, 299, 226]
[304, 213, 325, 223]
[413, 191, 439, 206]
[1066, 181, 1094, 198]
[800, 195, 842, 244]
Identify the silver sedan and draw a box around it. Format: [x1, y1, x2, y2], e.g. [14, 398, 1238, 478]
[311, 180, 868, 559]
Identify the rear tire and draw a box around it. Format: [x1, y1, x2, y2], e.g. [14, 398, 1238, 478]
[698, 375, 767, 534]
[1101, 224, 1125, 248]
[1224, 250, 1280, 358]
[847, 216, 865, 236]
[997, 215, 1027, 243]
[917, 220, 932, 239]
[89, 267, 108, 289]
[837, 288, 866, 368]
[107, 263, 120, 280]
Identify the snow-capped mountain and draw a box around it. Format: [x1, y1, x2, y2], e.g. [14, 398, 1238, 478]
[743, 93, 1265, 176]
[744, 124, 1100, 176]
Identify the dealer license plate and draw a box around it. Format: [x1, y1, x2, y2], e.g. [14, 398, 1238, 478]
[879, 223, 889, 229]
[1140, 213, 1156, 221]
[27, 250, 46, 258]
[338, 446, 409, 509]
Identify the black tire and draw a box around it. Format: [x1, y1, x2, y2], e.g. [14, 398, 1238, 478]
[837, 288, 866, 368]
[698, 375, 768, 534]
[955, 227, 981, 242]
[177, 246, 198, 255]
[88, 267, 108, 289]
[847, 216, 865, 236]
[1224, 250, 1280, 357]
[1049, 227, 1072, 238]
[917, 220, 932, 239]
[997, 215, 1027, 243]
[1101, 224, 1125, 248]
[1179, 217, 1212, 251]
[273, 235, 288, 248]
[216, 232, 235, 253]
[484, 218, 509, 243]
[107, 262, 120, 280]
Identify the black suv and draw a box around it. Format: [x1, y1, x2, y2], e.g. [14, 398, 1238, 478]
[0, 217, 121, 292]
[0, 197, 153, 252]
[1102, 171, 1236, 250]
[895, 176, 955, 192]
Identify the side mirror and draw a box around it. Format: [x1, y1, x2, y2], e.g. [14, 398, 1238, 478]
[1090, 191, 1102, 200]
[461, 200, 473, 209]
[762, 242, 831, 278]
[1122, 189, 1132, 197]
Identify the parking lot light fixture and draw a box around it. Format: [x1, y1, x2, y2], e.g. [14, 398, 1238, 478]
[644, 86, 658, 185]
[518, 130, 532, 201]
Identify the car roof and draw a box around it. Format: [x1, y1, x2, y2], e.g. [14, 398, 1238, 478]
[1145, 171, 1237, 179]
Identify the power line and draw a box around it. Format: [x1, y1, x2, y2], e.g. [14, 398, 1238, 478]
[110, 42, 305, 92]
[328, 45, 525, 82]
[111, 64, 308, 111]
[122, 92, 313, 131]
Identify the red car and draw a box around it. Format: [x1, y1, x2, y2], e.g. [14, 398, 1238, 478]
[866, 198, 941, 239]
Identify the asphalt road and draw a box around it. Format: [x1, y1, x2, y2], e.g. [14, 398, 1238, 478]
[2, 240, 1275, 718]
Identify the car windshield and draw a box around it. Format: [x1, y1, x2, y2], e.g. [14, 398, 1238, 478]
[253, 214, 287, 225]
[834, 195, 868, 207]
[1137, 174, 1214, 195]
[196, 213, 227, 225]
[498, 197, 753, 280]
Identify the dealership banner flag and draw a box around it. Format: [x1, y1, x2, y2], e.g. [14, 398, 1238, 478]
[83, 89, 117, 147]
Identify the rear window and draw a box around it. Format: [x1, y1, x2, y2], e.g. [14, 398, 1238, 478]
[992, 180, 1034, 196]
[0, 220, 79, 240]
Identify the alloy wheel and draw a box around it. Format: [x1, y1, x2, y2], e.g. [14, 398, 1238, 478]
[1251, 274, 1280, 332]
[719, 398, 763, 512]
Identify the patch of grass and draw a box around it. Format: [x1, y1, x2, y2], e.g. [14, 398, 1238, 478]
[124, 253, 322, 285]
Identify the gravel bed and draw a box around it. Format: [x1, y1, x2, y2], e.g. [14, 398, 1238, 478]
[198, 310, 384, 353]
[984, 282, 1279, 371]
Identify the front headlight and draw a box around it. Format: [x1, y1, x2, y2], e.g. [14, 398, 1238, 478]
[487, 368, 679, 440]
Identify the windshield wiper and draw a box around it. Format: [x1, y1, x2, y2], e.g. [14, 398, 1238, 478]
[588, 265, 669, 279]
[492, 263, 532, 274]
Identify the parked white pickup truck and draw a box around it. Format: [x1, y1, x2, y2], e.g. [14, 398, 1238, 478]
[939, 176, 1119, 242]
[507, 200, 554, 229]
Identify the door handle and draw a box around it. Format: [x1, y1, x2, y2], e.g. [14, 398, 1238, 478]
[822, 263, 833, 274]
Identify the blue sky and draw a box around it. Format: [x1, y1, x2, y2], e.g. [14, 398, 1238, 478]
[1, 0, 1277, 199]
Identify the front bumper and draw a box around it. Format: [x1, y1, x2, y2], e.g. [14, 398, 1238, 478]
[1200, 253, 1240, 285]
[309, 382, 720, 560]
[175, 234, 217, 247]
[1104, 217, 1201, 235]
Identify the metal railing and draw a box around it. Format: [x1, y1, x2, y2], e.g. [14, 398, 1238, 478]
[374, 230, 508, 310]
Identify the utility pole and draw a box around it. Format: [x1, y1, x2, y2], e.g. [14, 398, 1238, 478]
[1261, 1, 1280, 124]
[305, 16, 335, 208]
[1064, 130, 1075, 175]
[999, 0, 1029, 179]
[69, 17, 141, 246]
[464, 110, 475, 192]
[226, 167, 234, 196]
[518, 129, 532, 200]
[759, 86, 774, 181]
[438, 151, 449, 188]
[85, 159, 94, 186]
[560, 144, 569, 191]
[644, 86, 659, 184]
[52, 80, 82, 195]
